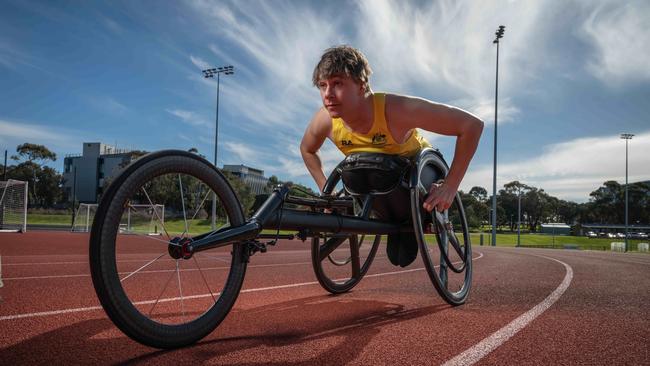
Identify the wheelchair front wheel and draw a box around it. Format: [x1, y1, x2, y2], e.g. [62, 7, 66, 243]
[89, 150, 248, 348]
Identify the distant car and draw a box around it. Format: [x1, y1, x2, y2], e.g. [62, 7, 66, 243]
[630, 232, 649, 239]
[586, 231, 598, 238]
[606, 233, 617, 239]
[616, 233, 626, 239]
[598, 232, 608, 237]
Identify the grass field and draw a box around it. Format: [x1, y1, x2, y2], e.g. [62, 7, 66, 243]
[25, 212, 649, 252]
[468, 232, 647, 251]
[28, 213, 73, 225]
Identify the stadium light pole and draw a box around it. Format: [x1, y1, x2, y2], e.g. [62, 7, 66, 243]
[203, 65, 234, 230]
[491, 25, 505, 247]
[517, 192, 521, 247]
[71, 166, 77, 227]
[3, 150, 7, 181]
[621, 133, 634, 252]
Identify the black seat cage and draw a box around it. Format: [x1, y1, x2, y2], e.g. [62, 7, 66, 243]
[185, 148, 447, 255]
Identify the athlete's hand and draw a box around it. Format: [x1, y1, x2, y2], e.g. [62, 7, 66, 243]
[423, 181, 456, 212]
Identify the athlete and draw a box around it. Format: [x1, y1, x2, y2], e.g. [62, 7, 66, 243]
[301, 45, 483, 266]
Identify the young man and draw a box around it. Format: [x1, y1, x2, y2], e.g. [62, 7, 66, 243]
[301, 45, 483, 266]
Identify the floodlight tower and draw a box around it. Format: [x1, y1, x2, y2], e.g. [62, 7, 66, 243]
[491, 25, 505, 247]
[620, 133, 634, 252]
[203, 65, 234, 230]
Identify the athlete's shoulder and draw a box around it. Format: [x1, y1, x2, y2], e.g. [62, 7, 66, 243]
[385, 93, 431, 112]
[308, 107, 333, 137]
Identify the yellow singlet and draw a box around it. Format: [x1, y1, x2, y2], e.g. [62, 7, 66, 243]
[331, 93, 431, 157]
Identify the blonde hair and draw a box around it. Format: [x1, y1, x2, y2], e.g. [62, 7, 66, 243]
[312, 45, 372, 92]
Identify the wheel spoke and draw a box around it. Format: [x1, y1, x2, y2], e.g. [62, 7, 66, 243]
[176, 260, 186, 320]
[193, 256, 216, 303]
[178, 174, 189, 237]
[185, 187, 212, 235]
[120, 252, 168, 283]
[124, 231, 178, 246]
[148, 265, 177, 317]
[141, 187, 171, 239]
[200, 253, 232, 264]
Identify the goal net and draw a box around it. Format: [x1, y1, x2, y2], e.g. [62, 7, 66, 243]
[72, 203, 164, 235]
[0, 179, 28, 233]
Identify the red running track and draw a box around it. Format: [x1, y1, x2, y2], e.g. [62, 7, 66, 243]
[0, 231, 648, 365]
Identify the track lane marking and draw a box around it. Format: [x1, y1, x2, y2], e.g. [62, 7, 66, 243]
[2, 255, 388, 281]
[442, 255, 573, 366]
[0, 252, 483, 321]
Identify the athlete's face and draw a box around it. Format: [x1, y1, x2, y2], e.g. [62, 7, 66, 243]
[317, 74, 366, 118]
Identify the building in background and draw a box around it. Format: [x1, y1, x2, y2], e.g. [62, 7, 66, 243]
[222, 164, 268, 195]
[540, 223, 571, 236]
[62, 143, 142, 203]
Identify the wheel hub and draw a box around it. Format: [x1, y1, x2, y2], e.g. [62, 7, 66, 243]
[168, 237, 193, 260]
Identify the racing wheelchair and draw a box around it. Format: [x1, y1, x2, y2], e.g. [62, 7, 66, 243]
[89, 148, 472, 349]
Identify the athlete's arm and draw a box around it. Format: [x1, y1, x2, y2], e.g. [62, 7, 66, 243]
[300, 107, 332, 193]
[387, 94, 484, 212]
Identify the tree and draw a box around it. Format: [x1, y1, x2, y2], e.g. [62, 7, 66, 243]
[469, 186, 488, 203]
[266, 175, 281, 192]
[15, 143, 57, 163]
[222, 171, 255, 215]
[588, 180, 622, 224]
[12, 143, 58, 205]
[584, 180, 650, 225]
[187, 147, 207, 159]
[6, 161, 63, 207]
[459, 190, 485, 229]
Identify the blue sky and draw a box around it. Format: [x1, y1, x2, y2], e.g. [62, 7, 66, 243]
[1, 0, 649, 202]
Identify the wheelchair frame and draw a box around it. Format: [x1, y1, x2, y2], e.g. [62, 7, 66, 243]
[89, 147, 471, 349]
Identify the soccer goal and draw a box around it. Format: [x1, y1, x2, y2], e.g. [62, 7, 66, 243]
[72, 203, 164, 235]
[0, 179, 28, 233]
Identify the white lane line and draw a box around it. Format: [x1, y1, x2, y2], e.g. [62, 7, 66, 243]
[0, 250, 314, 262]
[0, 252, 483, 321]
[1, 261, 315, 281]
[3, 254, 389, 281]
[442, 255, 573, 366]
[0, 250, 349, 266]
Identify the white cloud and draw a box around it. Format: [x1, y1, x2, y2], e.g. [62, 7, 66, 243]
[181, 0, 649, 197]
[102, 17, 125, 35]
[355, 0, 550, 104]
[461, 130, 650, 202]
[0, 119, 92, 168]
[578, 0, 650, 86]
[451, 97, 520, 125]
[208, 44, 255, 79]
[185, 0, 562, 134]
[0, 119, 74, 143]
[166, 108, 210, 127]
[190, 55, 211, 70]
[87, 95, 128, 114]
[187, 0, 339, 128]
[222, 141, 257, 164]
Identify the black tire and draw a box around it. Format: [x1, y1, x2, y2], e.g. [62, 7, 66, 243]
[311, 233, 381, 294]
[410, 149, 472, 305]
[310, 172, 381, 294]
[89, 150, 247, 349]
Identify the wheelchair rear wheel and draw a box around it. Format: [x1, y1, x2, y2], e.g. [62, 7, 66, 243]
[410, 150, 472, 305]
[310, 174, 381, 294]
[311, 232, 381, 294]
